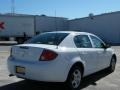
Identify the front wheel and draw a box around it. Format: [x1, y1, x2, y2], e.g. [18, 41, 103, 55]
[108, 57, 116, 72]
[66, 66, 82, 90]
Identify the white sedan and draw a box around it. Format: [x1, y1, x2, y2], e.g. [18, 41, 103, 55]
[7, 31, 117, 90]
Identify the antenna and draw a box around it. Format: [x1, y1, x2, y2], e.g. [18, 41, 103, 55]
[11, 0, 15, 15]
[54, 10, 57, 31]
[54, 10, 58, 49]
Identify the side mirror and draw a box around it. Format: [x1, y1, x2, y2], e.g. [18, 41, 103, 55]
[105, 44, 111, 49]
[103, 44, 111, 49]
[101, 43, 111, 49]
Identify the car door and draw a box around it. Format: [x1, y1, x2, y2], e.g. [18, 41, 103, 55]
[74, 35, 99, 75]
[90, 35, 110, 70]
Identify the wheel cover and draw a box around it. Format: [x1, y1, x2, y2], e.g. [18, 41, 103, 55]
[71, 69, 81, 88]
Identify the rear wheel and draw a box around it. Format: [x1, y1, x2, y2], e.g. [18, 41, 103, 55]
[108, 57, 116, 72]
[66, 66, 82, 90]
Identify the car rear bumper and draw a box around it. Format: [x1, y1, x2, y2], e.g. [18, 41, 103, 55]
[7, 57, 69, 82]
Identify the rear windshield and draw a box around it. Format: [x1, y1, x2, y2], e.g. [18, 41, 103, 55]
[26, 33, 69, 45]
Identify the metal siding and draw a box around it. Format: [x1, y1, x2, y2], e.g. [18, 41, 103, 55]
[69, 13, 120, 44]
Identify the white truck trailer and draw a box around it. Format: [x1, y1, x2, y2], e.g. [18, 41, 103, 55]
[0, 15, 35, 43]
[0, 14, 68, 43]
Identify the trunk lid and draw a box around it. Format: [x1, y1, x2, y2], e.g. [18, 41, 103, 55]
[11, 44, 57, 62]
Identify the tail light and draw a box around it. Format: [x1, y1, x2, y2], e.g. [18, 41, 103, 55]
[40, 49, 58, 61]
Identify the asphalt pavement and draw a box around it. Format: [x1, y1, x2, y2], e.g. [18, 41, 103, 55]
[0, 45, 120, 90]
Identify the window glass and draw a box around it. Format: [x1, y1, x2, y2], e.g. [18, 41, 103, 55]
[74, 35, 92, 48]
[90, 35, 103, 48]
[26, 33, 69, 45]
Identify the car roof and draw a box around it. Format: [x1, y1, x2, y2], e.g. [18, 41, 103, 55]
[46, 31, 94, 36]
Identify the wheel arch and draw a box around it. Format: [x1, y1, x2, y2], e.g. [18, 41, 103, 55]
[112, 54, 117, 62]
[66, 61, 85, 82]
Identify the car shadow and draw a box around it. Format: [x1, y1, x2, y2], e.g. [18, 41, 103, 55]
[80, 68, 111, 89]
[0, 69, 112, 90]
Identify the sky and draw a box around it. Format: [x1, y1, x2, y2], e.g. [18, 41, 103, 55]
[0, 0, 120, 19]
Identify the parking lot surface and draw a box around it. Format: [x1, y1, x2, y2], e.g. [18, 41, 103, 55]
[0, 46, 120, 90]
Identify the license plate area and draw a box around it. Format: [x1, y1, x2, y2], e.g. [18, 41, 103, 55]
[16, 66, 25, 75]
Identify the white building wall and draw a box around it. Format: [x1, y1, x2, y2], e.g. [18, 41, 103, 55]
[69, 12, 120, 44]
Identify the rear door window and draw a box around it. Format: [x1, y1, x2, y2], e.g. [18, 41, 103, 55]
[74, 35, 92, 48]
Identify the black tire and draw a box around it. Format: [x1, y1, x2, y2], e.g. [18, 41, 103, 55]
[66, 66, 82, 90]
[108, 57, 116, 72]
[17, 38, 25, 44]
[25, 79, 35, 84]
